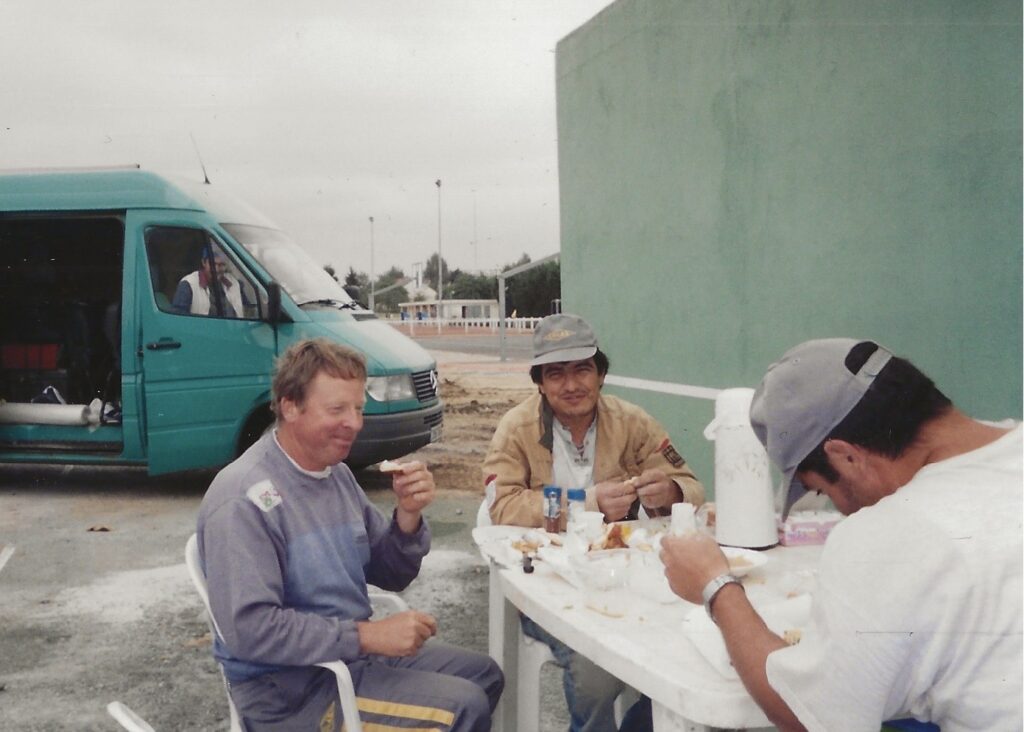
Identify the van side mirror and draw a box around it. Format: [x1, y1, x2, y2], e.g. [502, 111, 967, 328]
[266, 281, 282, 323]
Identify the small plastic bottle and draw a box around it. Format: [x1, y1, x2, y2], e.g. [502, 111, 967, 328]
[566, 488, 586, 528]
[542, 485, 562, 533]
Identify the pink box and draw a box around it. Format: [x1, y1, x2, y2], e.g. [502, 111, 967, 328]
[777, 511, 842, 546]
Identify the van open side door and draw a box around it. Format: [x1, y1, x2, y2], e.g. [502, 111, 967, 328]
[128, 210, 275, 474]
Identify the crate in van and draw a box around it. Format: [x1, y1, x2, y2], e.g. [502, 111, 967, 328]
[0, 167, 443, 474]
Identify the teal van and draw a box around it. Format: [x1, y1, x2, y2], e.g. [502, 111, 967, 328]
[0, 168, 442, 474]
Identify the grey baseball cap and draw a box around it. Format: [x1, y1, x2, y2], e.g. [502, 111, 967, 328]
[749, 338, 893, 518]
[530, 314, 598, 367]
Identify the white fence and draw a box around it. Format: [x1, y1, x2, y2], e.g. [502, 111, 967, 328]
[386, 316, 543, 334]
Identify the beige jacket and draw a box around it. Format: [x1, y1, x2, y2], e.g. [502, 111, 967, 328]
[483, 392, 704, 528]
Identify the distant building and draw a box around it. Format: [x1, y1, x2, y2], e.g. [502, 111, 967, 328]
[398, 298, 500, 321]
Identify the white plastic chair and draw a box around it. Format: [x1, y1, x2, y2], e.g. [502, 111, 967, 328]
[0, 544, 14, 575]
[185, 533, 408, 732]
[106, 701, 156, 732]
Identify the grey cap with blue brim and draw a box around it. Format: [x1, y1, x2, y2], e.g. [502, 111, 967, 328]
[749, 338, 894, 518]
[530, 313, 598, 367]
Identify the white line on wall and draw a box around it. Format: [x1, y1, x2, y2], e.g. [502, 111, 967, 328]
[604, 374, 722, 401]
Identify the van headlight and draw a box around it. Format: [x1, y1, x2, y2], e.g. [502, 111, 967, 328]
[365, 374, 415, 402]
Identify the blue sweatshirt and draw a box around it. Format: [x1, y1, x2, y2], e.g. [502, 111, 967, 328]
[196, 432, 429, 683]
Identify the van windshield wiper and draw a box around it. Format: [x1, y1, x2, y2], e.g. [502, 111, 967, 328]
[297, 298, 362, 310]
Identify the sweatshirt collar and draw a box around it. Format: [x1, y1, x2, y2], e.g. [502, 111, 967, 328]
[272, 429, 332, 479]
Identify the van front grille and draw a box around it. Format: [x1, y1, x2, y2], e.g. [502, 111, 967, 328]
[412, 369, 438, 402]
[424, 411, 443, 427]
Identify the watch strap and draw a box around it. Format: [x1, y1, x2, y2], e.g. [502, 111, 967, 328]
[701, 573, 742, 621]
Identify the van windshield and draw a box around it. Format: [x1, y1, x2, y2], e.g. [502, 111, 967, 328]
[224, 224, 357, 307]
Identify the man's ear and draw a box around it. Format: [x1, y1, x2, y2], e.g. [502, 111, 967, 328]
[280, 398, 300, 423]
[823, 439, 863, 466]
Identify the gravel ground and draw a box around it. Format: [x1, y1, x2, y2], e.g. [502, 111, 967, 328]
[0, 349, 572, 732]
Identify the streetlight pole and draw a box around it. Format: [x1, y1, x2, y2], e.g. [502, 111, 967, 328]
[435, 179, 442, 333]
[472, 188, 478, 270]
[368, 216, 375, 312]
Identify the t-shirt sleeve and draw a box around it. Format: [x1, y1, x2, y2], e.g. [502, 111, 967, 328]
[766, 582, 917, 731]
[765, 515, 955, 731]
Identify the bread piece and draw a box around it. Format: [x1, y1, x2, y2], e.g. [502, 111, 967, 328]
[379, 459, 405, 473]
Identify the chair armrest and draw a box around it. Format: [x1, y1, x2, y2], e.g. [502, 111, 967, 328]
[106, 701, 156, 732]
[316, 661, 363, 732]
[368, 587, 409, 616]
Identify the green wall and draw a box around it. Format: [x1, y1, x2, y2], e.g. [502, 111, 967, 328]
[555, 0, 1022, 487]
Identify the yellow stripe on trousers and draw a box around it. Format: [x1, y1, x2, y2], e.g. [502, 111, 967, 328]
[356, 696, 455, 727]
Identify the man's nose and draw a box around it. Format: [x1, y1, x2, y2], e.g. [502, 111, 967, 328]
[340, 409, 363, 429]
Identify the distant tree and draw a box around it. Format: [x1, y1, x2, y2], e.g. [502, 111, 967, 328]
[422, 253, 452, 298]
[503, 254, 560, 317]
[373, 266, 408, 314]
[342, 267, 369, 307]
[344, 266, 368, 289]
[324, 264, 339, 282]
[450, 270, 498, 300]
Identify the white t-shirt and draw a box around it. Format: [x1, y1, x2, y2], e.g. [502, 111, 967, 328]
[766, 424, 1023, 732]
[551, 417, 597, 494]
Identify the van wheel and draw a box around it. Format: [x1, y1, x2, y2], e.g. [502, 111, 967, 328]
[237, 406, 274, 456]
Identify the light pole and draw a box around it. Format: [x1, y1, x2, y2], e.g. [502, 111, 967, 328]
[368, 216, 375, 312]
[472, 188, 478, 270]
[435, 179, 442, 333]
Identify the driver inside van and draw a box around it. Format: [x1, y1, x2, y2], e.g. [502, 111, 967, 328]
[172, 246, 247, 318]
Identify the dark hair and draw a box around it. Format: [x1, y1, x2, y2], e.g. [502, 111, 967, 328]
[529, 349, 610, 385]
[798, 341, 952, 482]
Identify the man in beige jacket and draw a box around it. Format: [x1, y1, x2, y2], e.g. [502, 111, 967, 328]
[482, 313, 704, 732]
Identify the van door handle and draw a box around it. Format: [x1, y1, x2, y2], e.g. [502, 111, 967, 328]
[145, 338, 182, 351]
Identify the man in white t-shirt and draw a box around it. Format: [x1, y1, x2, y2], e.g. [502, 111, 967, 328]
[661, 338, 1022, 732]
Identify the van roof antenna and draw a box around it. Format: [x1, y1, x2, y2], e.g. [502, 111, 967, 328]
[190, 133, 211, 184]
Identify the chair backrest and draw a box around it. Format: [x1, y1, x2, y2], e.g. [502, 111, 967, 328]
[185, 533, 244, 732]
[476, 498, 492, 528]
[476, 479, 496, 528]
[185, 534, 227, 640]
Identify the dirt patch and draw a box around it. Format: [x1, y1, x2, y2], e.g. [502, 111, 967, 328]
[365, 360, 535, 499]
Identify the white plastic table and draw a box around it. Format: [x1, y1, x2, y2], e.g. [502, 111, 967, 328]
[473, 525, 822, 732]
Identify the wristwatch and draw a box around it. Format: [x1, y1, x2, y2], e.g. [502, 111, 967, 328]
[701, 573, 742, 622]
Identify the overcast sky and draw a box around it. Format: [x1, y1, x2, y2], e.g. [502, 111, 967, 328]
[1, 0, 614, 280]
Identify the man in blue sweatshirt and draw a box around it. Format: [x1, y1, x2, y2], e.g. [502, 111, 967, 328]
[197, 338, 503, 731]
